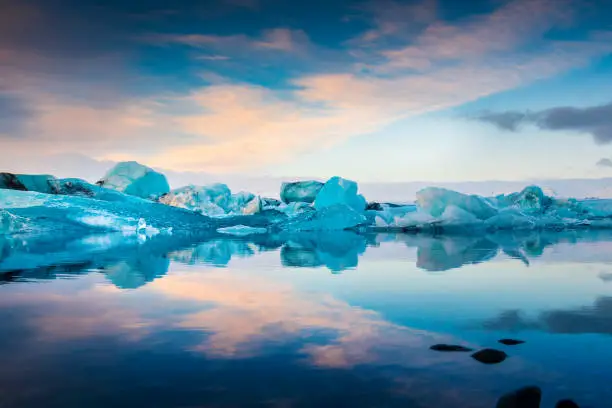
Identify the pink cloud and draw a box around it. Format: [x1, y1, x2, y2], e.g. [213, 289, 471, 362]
[382, 0, 574, 69]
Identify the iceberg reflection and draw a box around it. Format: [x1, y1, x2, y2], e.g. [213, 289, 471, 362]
[4, 230, 612, 287]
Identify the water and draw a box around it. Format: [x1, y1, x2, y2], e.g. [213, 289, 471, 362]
[1, 231, 612, 407]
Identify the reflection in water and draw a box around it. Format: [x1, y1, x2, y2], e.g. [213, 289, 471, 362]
[1, 229, 611, 407]
[483, 297, 612, 335]
[4, 229, 612, 287]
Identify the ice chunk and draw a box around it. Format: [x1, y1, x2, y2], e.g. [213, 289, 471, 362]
[314, 177, 367, 213]
[217, 225, 268, 236]
[416, 187, 498, 220]
[159, 184, 262, 216]
[484, 208, 536, 230]
[0, 189, 215, 237]
[278, 203, 367, 231]
[495, 185, 553, 214]
[227, 192, 262, 215]
[159, 184, 230, 215]
[97, 161, 170, 199]
[280, 181, 324, 204]
[0, 210, 29, 234]
[277, 201, 315, 217]
[0, 173, 60, 194]
[369, 205, 417, 228]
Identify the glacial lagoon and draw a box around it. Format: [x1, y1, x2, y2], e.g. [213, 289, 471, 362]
[1, 230, 611, 407]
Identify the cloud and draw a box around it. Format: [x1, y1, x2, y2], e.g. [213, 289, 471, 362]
[379, 0, 573, 71]
[0, 93, 35, 135]
[597, 158, 612, 168]
[349, 0, 439, 43]
[482, 296, 612, 335]
[472, 111, 531, 131]
[473, 101, 612, 144]
[2, 0, 612, 173]
[146, 28, 310, 54]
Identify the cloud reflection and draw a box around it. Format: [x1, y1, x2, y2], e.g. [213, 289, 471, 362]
[482, 297, 612, 336]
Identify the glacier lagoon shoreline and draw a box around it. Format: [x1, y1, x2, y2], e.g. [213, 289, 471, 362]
[3, 161, 612, 238]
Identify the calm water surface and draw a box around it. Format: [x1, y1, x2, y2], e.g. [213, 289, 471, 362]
[1, 231, 612, 407]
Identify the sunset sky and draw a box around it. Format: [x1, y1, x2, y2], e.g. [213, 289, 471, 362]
[2, 0, 612, 183]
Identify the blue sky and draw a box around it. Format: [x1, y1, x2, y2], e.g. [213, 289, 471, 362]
[2, 0, 612, 182]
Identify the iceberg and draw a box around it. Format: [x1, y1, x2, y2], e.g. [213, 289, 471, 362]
[314, 177, 367, 213]
[369, 185, 612, 232]
[0, 209, 29, 234]
[280, 180, 323, 204]
[0, 188, 214, 238]
[217, 225, 268, 236]
[159, 184, 262, 217]
[226, 191, 262, 215]
[416, 187, 498, 220]
[277, 203, 367, 231]
[0, 173, 60, 194]
[6, 161, 612, 236]
[96, 161, 170, 199]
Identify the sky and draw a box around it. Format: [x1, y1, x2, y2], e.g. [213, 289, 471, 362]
[2, 0, 612, 184]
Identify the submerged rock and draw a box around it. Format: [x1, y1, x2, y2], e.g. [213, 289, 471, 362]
[280, 180, 324, 204]
[471, 348, 508, 364]
[496, 386, 541, 408]
[430, 344, 473, 352]
[97, 161, 170, 199]
[498, 339, 525, 346]
[556, 400, 580, 408]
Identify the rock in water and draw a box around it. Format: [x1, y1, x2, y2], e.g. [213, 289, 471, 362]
[471, 348, 508, 364]
[498, 339, 525, 346]
[430, 344, 473, 352]
[314, 177, 367, 213]
[97, 161, 170, 199]
[556, 400, 580, 408]
[496, 386, 542, 408]
[280, 181, 324, 204]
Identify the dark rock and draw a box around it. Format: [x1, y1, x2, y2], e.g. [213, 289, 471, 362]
[471, 348, 508, 364]
[262, 197, 282, 207]
[430, 344, 473, 352]
[556, 400, 580, 408]
[366, 202, 383, 211]
[0, 173, 27, 191]
[496, 386, 541, 408]
[498, 339, 525, 346]
[58, 180, 95, 197]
